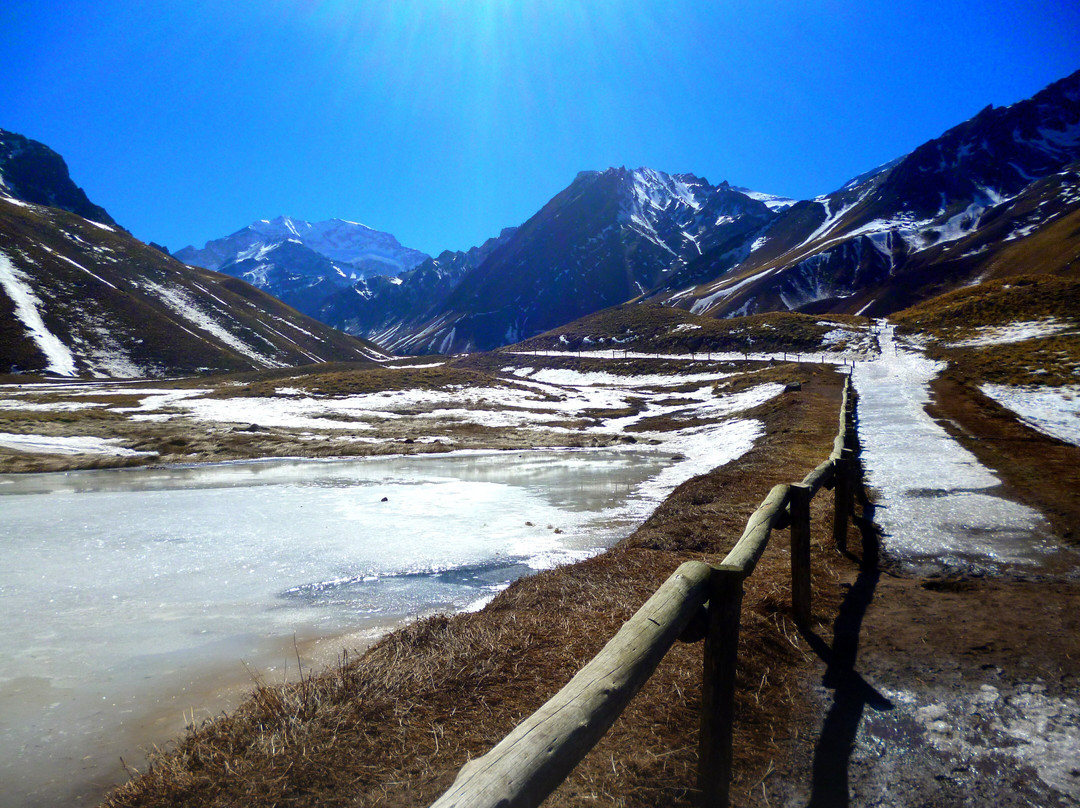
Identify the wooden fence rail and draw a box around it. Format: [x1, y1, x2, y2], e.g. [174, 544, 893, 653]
[430, 377, 857, 808]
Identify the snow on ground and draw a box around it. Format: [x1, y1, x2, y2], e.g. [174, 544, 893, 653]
[945, 318, 1075, 347]
[141, 279, 286, 369]
[1, 196, 35, 210]
[0, 433, 155, 456]
[109, 373, 785, 439]
[509, 366, 736, 387]
[0, 365, 788, 484]
[113, 389, 210, 415]
[819, 326, 862, 346]
[860, 681, 1080, 803]
[515, 345, 870, 363]
[0, 399, 104, 412]
[40, 246, 119, 290]
[0, 248, 77, 376]
[980, 384, 1080, 446]
[632, 418, 764, 504]
[852, 323, 1058, 573]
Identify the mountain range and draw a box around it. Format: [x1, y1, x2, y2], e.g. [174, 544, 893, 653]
[653, 69, 1080, 318]
[173, 216, 429, 320]
[173, 70, 1078, 355]
[2, 68, 1078, 373]
[0, 129, 386, 378]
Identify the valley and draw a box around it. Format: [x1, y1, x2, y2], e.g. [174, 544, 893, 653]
[1, 54, 1078, 808]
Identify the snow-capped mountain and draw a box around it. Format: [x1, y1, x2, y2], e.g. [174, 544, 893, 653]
[0, 137, 387, 378]
[174, 216, 430, 318]
[318, 227, 517, 350]
[337, 168, 776, 353]
[659, 69, 1080, 317]
[731, 187, 797, 211]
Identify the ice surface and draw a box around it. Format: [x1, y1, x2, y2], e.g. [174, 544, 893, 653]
[852, 323, 1057, 573]
[0, 365, 789, 804]
[0, 449, 688, 804]
[980, 383, 1080, 446]
[0, 432, 154, 456]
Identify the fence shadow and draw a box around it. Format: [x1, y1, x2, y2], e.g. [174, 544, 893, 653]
[801, 453, 892, 808]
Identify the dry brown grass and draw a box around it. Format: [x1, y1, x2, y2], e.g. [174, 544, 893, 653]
[205, 365, 503, 399]
[893, 274, 1080, 335]
[891, 274, 1080, 387]
[928, 333, 1080, 387]
[102, 363, 852, 808]
[510, 303, 868, 356]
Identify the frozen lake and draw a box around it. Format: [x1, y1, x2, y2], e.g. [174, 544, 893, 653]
[0, 448, 674, 807]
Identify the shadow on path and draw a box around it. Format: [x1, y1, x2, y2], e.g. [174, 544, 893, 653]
[802, 453, 893, 808]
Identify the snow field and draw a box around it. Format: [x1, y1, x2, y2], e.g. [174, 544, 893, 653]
[0, 248, 77, 376]
[945, 318, 1075, 348]
[0, 433, 156, 456]
[980, 384, 1080, 446]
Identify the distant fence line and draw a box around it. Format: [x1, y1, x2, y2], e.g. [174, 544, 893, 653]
[529, 346, 864, 366]
[428, 377, 858, 808]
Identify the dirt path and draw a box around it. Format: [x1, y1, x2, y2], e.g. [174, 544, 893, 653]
[768, 325, 1080, 807]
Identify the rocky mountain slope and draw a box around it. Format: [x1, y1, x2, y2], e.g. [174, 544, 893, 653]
[318, 227, 517, 350]
[174, 216, 429, 319]
[8, 69, 1076, 365]
[328, 168, 776, 353]
[657, 69, 1080, 318]
[0, 140, 387, 378]
[322, 70, 1077, 356]
[0, 128, 117, 227]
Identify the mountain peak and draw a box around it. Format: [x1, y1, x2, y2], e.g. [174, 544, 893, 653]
[0, 128, 117, 226]
[173, 215, 430, 320]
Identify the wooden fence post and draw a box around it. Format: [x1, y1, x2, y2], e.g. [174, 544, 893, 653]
[430, 563, 712, 808]
[832, 448, 853, 552]
[844, 392, 857, 447]
[699, 565, 744, 808]
[789, 483, 812, 624]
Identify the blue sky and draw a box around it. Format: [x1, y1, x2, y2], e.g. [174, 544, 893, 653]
[2, 1, 1078, 257]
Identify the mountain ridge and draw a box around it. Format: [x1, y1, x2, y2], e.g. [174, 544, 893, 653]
[652, 68, 1080, 319]
[173, 215, 430, 320]
[0, 196, 386, 378]
[326, 167, 777, 353]
[0, 128, 118, 227]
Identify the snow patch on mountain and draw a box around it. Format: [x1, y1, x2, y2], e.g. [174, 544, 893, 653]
[176, 216, 428, 277]
[732, 187, 797, 211]
[0, 248, 77, 375]
[141, 279, 286, 369]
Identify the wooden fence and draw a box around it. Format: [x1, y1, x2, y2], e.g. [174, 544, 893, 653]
[430, 377, 858, 808]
